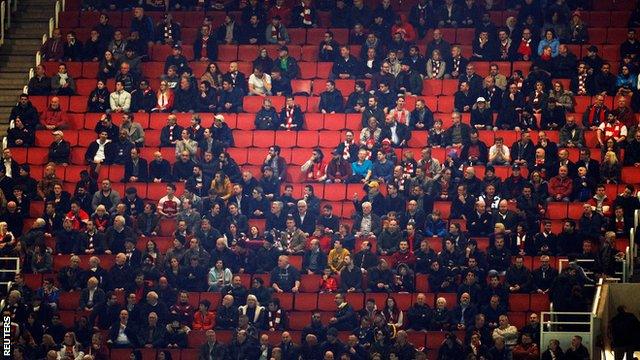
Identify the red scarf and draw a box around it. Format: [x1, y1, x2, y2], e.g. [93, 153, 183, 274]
[301, 3, 312, 25]
[586, 105, 606, 127]
[402, 162, 413, 174]
[393, 109, 408, 125]
[285, 107, 295, 130]
[342, 140, 352, 160]
[271, 24, 281, 41]
[517, 38, 532, 57]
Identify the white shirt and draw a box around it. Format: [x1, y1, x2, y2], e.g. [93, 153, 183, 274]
[248, 73, 271, 95]
[4, 159, 12, 178]
[93, 139, 110, 162]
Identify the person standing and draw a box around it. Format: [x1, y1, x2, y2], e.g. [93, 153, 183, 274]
[610, 305, 640, 360]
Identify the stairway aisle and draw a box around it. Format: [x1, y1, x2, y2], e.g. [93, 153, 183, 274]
[0, 0, 53, 136]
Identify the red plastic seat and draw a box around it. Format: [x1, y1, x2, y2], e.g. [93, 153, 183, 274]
[59, 292, 80, 310]
[407, 331, 426, 348]
[316, 62, 333, 79]
[301, 45, 318, 62]
[334, 79, 355, 97]
[433, 201, 451, 219]
[294, 293, 317, 311]
[238, 45, 259, 61]
[508, 293, 530, 312]
[291, 79, 312, 96]
[323, 113, 345, 130]
[217, 45, 238, 61]
[274, 292, 295, 311]
[252, 130, 275, 148]
[426, 331, 447, 349]
[546, 202, 568, 219]
[288, 311, 312, 330]
[271, 130, 294, 148]
[296, 130, 319, 148]
[530, 293, 550, 312]
[289, 28, 307, 45]
[27, 148, 49, 165]
[301, 274, 322, 293]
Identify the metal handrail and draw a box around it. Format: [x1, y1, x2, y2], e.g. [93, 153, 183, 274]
[0, 257, 20, 292]
[54, 0, 59, 28]
[5, 0, 9, 28]
[630, 228, 635, 275]
[558, 257, 627, 283]
[0, 2, 5, 48]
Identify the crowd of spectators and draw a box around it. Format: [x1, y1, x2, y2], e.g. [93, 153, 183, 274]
[3, 0, 640, 358]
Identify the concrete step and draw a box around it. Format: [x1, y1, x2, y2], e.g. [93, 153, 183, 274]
[0, 95, 22, 102]
[2, 38, 42, 46]
[6, 29, 47, 38]
[0, 55, 35, 64]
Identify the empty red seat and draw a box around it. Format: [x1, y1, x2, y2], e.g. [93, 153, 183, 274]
[530, 293, 550, 312]
[274, 292, 295, 311]
[301, 45, 318, 63]
[291, 79, 312, 96]
[296, 130, 319, 148]
[288, 311, 312, 330]
[294, 293, 317, 311]
[27, 148, 49, 165]
[508, 293, 530, 312]
[334, 79, 355, 96]
[316, 63, 333, 79]
[323, 114, 345, 130]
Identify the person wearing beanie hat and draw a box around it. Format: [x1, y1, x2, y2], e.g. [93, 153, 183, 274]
[211, 113, 235, 148]
[582, 46, 603, 78]
[471, 96, 493, 130]
[266, 16, 290, 46]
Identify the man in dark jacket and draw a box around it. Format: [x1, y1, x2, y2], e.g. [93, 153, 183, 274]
[215, 294, 239, 330]
[217, 79, 243, 113]
[329, 293, 357, 330]
[10, 94, 39, 130]
[331, 46, 361, 80]
[48, 130, 71, 165]
[198, 330, 227, 360]
[407, 293, 432, 330]
[319, 80, 344, 113]
[443, 112, 472, 147]
[339, 255, 362, 292]
[107, 309, 138, 348]
[255, 98, 279, 130]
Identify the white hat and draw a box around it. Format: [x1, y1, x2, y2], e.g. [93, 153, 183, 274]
[476, 97, 486, 102]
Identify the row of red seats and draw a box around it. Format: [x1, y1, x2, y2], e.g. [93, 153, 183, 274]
[58, 7, 635, 30]
[53, 286, 550, 315]
[27, 91, 625, 119]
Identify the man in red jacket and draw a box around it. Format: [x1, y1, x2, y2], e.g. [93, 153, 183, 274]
[548, 166, 573, 202]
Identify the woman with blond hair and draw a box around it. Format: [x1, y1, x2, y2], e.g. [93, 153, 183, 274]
[600, 151, 621, 184]
[426, 49, 446, 80]
[152, 80, 174, 112]
[58, 332, 85, 360]
[238, 294, 265, 328]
